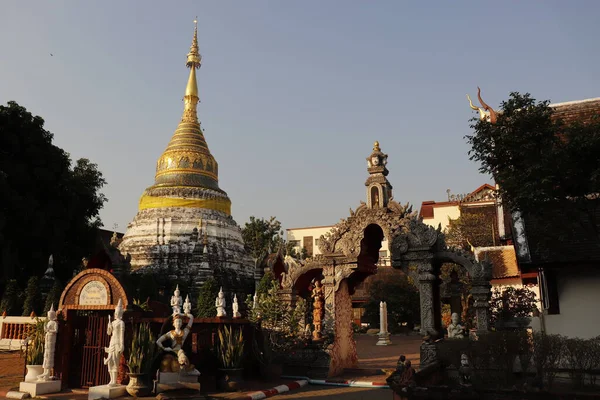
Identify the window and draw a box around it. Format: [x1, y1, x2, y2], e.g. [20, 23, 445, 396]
[379, 250, 388, 258]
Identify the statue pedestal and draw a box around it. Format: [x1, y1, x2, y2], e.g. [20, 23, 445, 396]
[19, 380, 62, 397]
[376, 332, 392, 346]
[156, 372, 201, 394]
[88, 384, 127, 400]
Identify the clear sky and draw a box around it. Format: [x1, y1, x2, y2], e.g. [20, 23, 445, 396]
[2, 1, 599, 233]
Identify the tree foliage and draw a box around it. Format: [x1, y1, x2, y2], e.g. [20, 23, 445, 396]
[0, 101, 107, 287]
[445, 206, 497, 249]
[466, 92, 600, 243]
[241, 216, 283, 269]
[256, 270, 276, 297]
[363, 271, 420, 332]
[489, 286, 539, 328]
[0, 280, 22, 315]
[22, 276, 41, 316]
[195, 277, 218, 318]
[44, 280, 63, 313]
[246, 278, 306, 365]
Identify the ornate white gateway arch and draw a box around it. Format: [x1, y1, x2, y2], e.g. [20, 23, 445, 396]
[280, 142, 493, 377]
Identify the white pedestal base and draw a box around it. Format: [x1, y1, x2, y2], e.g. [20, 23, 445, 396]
[19, 380, 62, 397]
[376, 332, 392, 346]
[6, 391, 30, 399]
[88, 384, 127, 400]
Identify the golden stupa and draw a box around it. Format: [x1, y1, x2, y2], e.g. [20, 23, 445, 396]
[119, 20, 253, 286]
[137, 18, 230, 215]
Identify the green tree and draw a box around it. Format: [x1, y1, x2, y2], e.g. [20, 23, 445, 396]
[44, 280, 63, 313]
[363, 271, 420, 332]
[489, 286, 539, 328]
[195, 277, 218, 318]
[445, 206, 497, 249]
[0, 280, 22, 315]
[0, 101, 107, 287]
[256, 270, 276, 297]
[466, 92, 600, 246]
[22, 276, 41, 316]
[241, 216, 283, 276]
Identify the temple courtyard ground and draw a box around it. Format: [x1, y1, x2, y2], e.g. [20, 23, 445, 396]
[0, 334, 418, 398]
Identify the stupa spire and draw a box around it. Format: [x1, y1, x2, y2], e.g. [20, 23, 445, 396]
[150, 17, 224, 194]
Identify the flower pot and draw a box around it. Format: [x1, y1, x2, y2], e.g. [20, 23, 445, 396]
[217, 368, 244, 392]
[25, 365, 44, 382]
[126, 372, 150, 397]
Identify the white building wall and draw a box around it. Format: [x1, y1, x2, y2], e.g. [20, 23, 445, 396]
[286, 226, 391, 264]
[542, 269, 600, 339]
[422, 205, 460, 232]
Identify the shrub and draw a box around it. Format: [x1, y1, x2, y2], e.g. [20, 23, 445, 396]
[22, 276, 41, 316]
[1, 280, 22, 315]
[532, 333, 565, 389]
[246, 279, 306, 366]
[44, 280, 63, 313]
[195, 277, 218, 318]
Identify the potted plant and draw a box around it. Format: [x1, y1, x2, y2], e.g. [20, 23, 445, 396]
[216, 325, 245, 392]
[126, 322, 156, 397]
[23, 319, 45, 382]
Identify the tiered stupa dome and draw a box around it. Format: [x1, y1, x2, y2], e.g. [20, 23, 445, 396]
[119, 20, 253, 289]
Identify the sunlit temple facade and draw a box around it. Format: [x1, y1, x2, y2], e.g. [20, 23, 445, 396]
[119, 21, 253, 290]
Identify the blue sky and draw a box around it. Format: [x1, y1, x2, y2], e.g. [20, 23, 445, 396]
[1, 1, 599, 232]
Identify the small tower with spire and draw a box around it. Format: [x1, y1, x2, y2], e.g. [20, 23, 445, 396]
[365, 141, 393, 209]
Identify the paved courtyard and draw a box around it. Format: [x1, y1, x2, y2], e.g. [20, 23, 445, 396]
[355, 334, 421, 370]
[261, 386, 392, 400]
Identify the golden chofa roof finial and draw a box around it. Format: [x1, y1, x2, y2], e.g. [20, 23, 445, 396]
[373, 141, 380, 151]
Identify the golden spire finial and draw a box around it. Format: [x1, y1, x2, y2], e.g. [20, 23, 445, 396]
[373, 141, 380, 151]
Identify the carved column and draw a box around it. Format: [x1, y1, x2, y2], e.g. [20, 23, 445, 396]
[417, 260, 437, 336]
[471, 280, 491, 334]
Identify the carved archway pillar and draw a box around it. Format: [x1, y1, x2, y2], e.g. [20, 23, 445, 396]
[321, 260, 359, 377]
[471, 278, 492, 334]
[414, 257, 437, 336]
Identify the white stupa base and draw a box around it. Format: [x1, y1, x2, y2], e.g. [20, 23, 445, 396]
[19, 380, 62, 397]
[88, 384, 127, 400]
[376, 332, 392, 346]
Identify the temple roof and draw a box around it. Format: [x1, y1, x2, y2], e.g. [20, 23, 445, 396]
[153, 19, 220, 191]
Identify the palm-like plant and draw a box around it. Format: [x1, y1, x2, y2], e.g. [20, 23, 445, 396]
[25, 319, 45, 365]
[127, 323, 156, 374]
[216, 325, 245, 369]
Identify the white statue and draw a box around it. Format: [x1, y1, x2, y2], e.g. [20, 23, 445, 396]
[37, 305, 58, 381]
[171, 285, 183, 315]
[447, 312, 465, 339]
[156, 313, 196, 374]
[104, 299, 125, 386]
[252, 293, 258, 309]
[215, 287, 226, 317]
[183, 295, 192, 315]
[232, 295, 241, 318]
